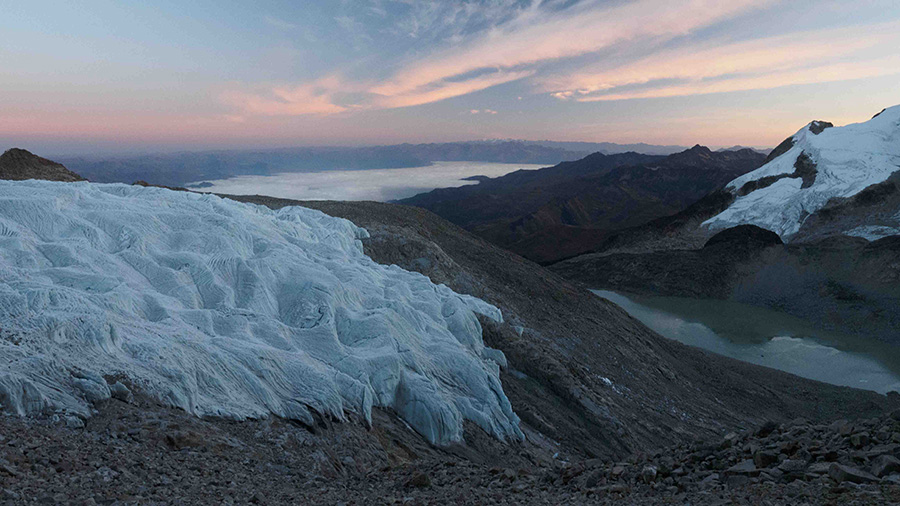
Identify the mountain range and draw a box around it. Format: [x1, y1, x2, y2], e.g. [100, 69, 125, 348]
[399, 146, 767, 263]
[53, 140, 687, 188]
[2, 106, 900, 503]
[551, 106, 900, 344]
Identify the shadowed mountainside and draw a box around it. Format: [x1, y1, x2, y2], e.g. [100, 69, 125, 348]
[228, 194, 898, 460]
[552, 226, 900, 344]
[399, 146, 766, 263]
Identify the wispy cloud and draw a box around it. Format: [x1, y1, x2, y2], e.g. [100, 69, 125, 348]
[545, 22, 900, 101]
[262, 15, 297, 30]
[375, 70, 532, 109]
[226, 0, 772, 117]
[221, 77, 350, 116]
[370, 0, 772, 98]
[229, 0, 900, 117]
[221, 70, 528, 117]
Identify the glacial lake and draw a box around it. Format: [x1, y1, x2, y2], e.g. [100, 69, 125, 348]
[188, 161, 546, 202]
[592, 290, 900, 394]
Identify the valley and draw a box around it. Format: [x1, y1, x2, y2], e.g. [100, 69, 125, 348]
[1, 104, 899, 504]
[5, 2, 900, 503]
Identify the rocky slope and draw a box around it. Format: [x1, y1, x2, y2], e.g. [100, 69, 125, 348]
[4, 391, 900, 505]
[0, 148, 85, 182]
[3, 154, 900, 503]
[399, 146, 765, 263]
[229, 195, 898, 460]
[551, 226, 900, 344]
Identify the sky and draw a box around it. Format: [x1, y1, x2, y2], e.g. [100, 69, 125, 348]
[2, 0, 899, 155]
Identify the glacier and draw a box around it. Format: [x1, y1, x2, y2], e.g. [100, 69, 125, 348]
[0, 180, 522, 445]
[704, 105, 900, 239]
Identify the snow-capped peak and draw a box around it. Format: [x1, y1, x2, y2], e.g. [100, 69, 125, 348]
[704, 105, 900, 239]
[0, 181, 522, 445]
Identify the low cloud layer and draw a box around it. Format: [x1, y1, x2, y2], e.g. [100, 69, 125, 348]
[194, 161, 544, 202]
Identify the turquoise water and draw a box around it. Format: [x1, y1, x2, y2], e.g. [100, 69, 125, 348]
[592, 290, 900, 394]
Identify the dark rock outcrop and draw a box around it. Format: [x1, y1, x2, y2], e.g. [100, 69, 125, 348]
[737, 151, 817, 196]
[0, 148, 85, 182]
[703, 225, 783, 250]
[808, 120, 834, 135]
[764, 135, 796, 164]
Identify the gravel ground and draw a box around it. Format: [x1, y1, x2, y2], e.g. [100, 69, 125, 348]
[3, 393, 900, 505]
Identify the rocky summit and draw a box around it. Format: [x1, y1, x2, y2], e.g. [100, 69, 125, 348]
[0, 148, 85, 182]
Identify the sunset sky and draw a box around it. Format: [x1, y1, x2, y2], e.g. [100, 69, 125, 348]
[2, 0, 899, 155]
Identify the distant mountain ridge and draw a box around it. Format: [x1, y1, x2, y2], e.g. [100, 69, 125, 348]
[580, 105, 900, 257]
[52, 140, 687, 188]
[399, 146, 766, 263]
[479, 139, 688, 156]
[716, 145, 771, 154]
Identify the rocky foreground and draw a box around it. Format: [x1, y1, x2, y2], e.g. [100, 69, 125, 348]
[2, 154, 899, 504]
[3, 391, 900, 505]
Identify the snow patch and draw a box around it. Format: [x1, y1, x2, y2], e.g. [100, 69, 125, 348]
[845, 225, 900, 241]
[705, 105, 900, 238]
[0, 180, 522, 445]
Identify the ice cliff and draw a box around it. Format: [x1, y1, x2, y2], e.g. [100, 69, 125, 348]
[0, 181, 522, 445]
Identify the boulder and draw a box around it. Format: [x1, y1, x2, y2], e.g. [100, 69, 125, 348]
[828, 463, 879, 484]
[726, 460, 758, 476]
[404, 472, 431, 488]
[109, 382, 133, 403]
[850, 432, 870, 448]
[640, 465, 658, 483]
[871, 455, 900, 478]
[778, 459, 807, 474]
[753, 451, 778, 468]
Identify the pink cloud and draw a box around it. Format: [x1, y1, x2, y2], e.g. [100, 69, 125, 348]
[373, 70, 532, 110]
[221, 77, 350, 116]
[372, 0, 772, 98]
[224, 0, 771, 117]
[544, 23, 900, 101]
